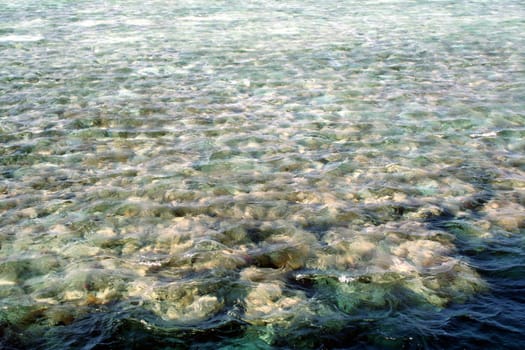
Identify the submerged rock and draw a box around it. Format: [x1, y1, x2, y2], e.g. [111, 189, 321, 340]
[482, 200, 525, 231]
[243, 281, 310, 326]
[142, 282, 224, 323]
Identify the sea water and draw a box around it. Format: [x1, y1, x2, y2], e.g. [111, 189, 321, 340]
[0, 0, 524, 348]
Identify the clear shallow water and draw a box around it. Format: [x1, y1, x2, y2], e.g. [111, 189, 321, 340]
[1, 0, 524, 348]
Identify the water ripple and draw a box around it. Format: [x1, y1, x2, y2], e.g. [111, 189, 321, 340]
[1, 0, 524, 348]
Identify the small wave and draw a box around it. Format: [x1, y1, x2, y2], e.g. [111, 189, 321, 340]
[74, 19, 113, 27]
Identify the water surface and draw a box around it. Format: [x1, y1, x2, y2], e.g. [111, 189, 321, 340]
[1, 0, 524, 349]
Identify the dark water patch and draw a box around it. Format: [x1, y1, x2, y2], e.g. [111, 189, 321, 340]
[425, 205, 525, 349]
[437, 302, 525, 350]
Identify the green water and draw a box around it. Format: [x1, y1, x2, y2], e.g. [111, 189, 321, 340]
[1, 0, 524, 348]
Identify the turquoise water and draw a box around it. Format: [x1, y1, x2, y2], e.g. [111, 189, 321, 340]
[1, 0, 524, 348]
